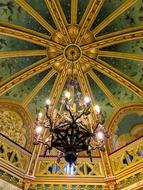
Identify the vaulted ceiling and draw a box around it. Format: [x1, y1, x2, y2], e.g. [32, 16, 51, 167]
[0, 0, 143, 151]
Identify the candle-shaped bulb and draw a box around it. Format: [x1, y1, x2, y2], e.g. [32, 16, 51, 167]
[84, 96, 90, 104]
[65, 91, 71, 99]
[46, 99, 51, 106]
[94, 105, 100, 113]
[45, 137, 49, 142]
[96, 131, 104, 140]
[35, 126, 42, 134]
[38, 112, 43, 119]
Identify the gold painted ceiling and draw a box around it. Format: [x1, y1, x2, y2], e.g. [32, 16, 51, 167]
[0, 0, 143, 152]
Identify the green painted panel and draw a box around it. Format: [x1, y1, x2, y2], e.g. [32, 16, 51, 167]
[0, 35, 44, 51]
[91, 0, 124, 30]
[87, 74, 115, 122]
[28, 73, 57, 118]
[77, 0, 89, 24]
[0, 0, 50, 35]
[27, 0, 56, 29]
[59, 0, 71, 24]
[0, 56, 45, 80]
[93, 70, 142, 104]
[98, 0, 143, 36]
[100, 57, 143, 86]
[101, 39, 143, 54]
[1, 69, 50, 102]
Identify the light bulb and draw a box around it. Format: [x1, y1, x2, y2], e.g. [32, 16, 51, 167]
[88, 145, 91, 150]
[94, 105, 100, 113]
[38, 112, 43, 119]
[65, 91, 71, 99]
[46, 99, 51, 106]
[45, 137, 49, 142]
[84, 96, 90, 104]
[96, 131, 104, 140]
[35, 126, 42, 134]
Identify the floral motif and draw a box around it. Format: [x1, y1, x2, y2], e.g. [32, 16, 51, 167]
[0, 109, 26, 147]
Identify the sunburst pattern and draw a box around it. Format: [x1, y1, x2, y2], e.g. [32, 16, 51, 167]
[0, 0, 143, 147]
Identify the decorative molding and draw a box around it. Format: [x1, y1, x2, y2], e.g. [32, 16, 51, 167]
[75, 0, 104, 44]
[0, 100, 33, 150]
[36, 158, 105, 177]
[0, 168, 24, 189]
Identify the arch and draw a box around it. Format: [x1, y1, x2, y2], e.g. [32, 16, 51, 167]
[106, 103, 143, 153]
[0, 99, 34, 151]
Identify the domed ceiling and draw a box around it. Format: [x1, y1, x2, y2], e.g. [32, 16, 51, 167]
[0, 0, 143, 150]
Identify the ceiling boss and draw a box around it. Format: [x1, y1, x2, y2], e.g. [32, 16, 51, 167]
[64, 44, 82, 62]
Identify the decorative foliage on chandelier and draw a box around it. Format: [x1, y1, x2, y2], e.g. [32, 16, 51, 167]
[33, 80, 109, 165]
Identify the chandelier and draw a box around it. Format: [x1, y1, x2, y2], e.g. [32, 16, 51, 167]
[33, 80, 109, 165]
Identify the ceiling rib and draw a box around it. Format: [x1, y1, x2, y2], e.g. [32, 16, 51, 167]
[0, 55, 64, 96]
[50, 63, 69, 109]
[79, 0, 93, 27]
[76, 62, 98, 122]
[82, 26, 143, 50]
[76, 0, 104, 44]
[96, 28, 143, 49]
[22, 69, 57, 107]
[98, 28, 143, 48]
[15, 0, 55, 34]
[0, 50, 47, 59]
[96, 26, 143, 41]
[83, 55, 143, 98]
[71, 0, 78, 25]
[0, 20, 51, 38]
[98, 50, 143, 62]
[0, 23, 64, 50]
[88, 70, 121, 108]
[45, 0, 71, 44]
[92, 0, 137, 36]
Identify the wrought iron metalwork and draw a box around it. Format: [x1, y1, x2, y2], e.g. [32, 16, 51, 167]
[33, 82, 109, 165]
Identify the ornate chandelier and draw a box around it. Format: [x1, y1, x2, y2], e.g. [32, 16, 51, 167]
[33, 80, 109, 165]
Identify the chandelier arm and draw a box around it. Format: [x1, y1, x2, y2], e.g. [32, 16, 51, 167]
[89, 144, 96, 150]
[70, 126, 74, 146]
[75, 133, 91, 145]
[57, 133, 67, 141]
[92, 135, 106, 150]
[75, 106, 90, 121]
[77, 136, 91, 145]
[43, 145, 51, 157]
[45, 109, 53, 130]
[77, 122, 92, 133]
[75, 139, 87, 147]
[54, 136, 68, 146]
[44, 124, 51, 128]
[54, 122, 70, 130]
[75, 109, 86, 120]
[65, 103, 75, 122]
[33, 139, 46, 145]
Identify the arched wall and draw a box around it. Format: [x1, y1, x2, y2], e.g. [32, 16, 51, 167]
[106, 103, 143, 153]
[0, 99, 34, 151]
